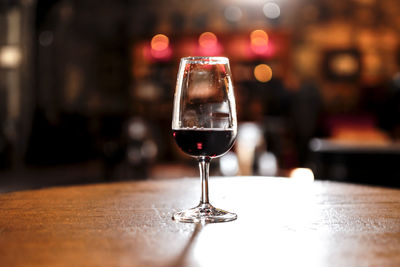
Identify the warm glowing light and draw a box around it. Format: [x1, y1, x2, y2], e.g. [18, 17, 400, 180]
[290, 168, 315, 183]
[263, 2, 281, 19]
[198, 32, 218, 48]
[0, 46, 21, 68]
[197, 32, 222, 56]
[254, 64, 272, 82]
[330, 54, 359, 76]
[151, 34, 169, 51]
[148, 34, 172, 60]
[250, 30, 269, 55]
[250, 30, 268, 47]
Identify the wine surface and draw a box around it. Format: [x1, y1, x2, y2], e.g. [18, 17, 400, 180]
[173, 129, 236, 158]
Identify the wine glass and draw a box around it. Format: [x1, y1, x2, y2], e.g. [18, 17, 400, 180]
[172, 56, 237, 223]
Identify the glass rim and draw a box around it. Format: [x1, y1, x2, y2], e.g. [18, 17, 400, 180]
[180, 56, 229, 64]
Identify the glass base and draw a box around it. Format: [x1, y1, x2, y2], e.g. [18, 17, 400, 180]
[173, 203, 237, 223]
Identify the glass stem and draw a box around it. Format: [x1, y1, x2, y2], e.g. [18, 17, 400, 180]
[198, 157, 211, 205]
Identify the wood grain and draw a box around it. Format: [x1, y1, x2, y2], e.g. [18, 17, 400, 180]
[0, 177, 399, 266]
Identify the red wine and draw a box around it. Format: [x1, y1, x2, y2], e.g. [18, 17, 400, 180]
[173, 129, 236, 158]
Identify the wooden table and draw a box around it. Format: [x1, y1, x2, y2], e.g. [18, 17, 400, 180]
[0, 177, 400, 266]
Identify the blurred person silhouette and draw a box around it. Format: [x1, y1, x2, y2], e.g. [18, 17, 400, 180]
[380, 72, 400, 140]
[376, 51, 400, 140]
[288, 74, 322, 166]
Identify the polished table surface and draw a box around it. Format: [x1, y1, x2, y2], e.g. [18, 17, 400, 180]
[0, 177, 400, 266]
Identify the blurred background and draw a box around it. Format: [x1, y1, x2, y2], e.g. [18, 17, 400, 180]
[1, 0, 400, 192]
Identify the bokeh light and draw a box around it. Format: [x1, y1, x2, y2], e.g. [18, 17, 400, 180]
[290, 168, 315, 183]
[224, 6, 243, 22]
[39, 31, 54, 47]
[254, 64, 272, 82]
[250, 30, 268, 46]
[198, 32, 222, 56]
[0, 46, 21, 68]
[220, 152, 239, 176]
[198, 32, 218, 49]
[148, 34, 172, 60]
[250, 30, 269, 55]
[263, 2, 281, 19]
[151, 34, 169, 51]
[258, 152, 278, 176]
[330, 54, 359, 76]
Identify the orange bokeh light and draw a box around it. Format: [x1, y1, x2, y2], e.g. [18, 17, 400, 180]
[250, 30, 269, 55]
[250, 30, 268, 47]
[254, 64, 272, 82]
[199, 32, 218, 48]
[151, 34, 169, 51]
